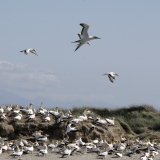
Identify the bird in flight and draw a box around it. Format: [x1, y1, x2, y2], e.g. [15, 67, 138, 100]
[20, 48, 38, 56]
[102, 72, 119, 83]
[74, 34, 90, 47]
[72, 23, 100, 51]
[77, 34, 90, 45]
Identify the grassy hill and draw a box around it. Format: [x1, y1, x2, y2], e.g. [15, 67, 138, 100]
[71, 104, 160, 140]
[0, 104, 160, 142]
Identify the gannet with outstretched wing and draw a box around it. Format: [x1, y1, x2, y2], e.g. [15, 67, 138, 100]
[72, 23, 100, 51]
[102, 72, 119, 83]
[20, 48, 38, 56]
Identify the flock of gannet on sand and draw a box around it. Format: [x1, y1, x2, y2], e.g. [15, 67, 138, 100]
[0, 103, 160, 159]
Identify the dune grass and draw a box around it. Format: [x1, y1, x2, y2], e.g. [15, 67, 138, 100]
[71, 104, 160, 135]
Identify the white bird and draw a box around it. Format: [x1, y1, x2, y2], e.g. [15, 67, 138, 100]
[61, 146, 72, 158]
[48, 141, 58, 149]
[106, 117, 115, 125]
[0, 107, 4, 113]
[78, 114, 88, 121]
[148, 156, 153, 160]
[36, 143, 47, 150]
[22, 139, 29, 146]
[71, 117, 83, 123]
[14, 113, 22, 121]
[23, 145, 34, 154]
[76, 137, 85, 146]
[95, 117, 107, 124]
[98, 148, 108, 159]
[49, 107, 59, 116]
[4, 105, 12, 112]
[16, 139, 24, 147]
[67, 143, 79, 148]
[20, 105, 33, 115]
[2, 142, 9, 151]
[38, 146, 48, 156]
[32, 131, 43, 139]
[65, 123, 78, 135]
[28, 113, 35, 121]
[140, 153, 147, 160]
[121, 135, 127, 142]
[38, 134, 48, 142]
[115, 151, 123, 157]
[13, 105, 20, 114]
[44, 116, 50, 122]
[77, 146, 87, 154]
[75, 34, 90, 46]
[0, 113, 7, 120]
[150, 149, 159, 157]
[43, 111, 51, 122]
[102, 72, 119, 83]
[0, 146, 2, 154]
[72, 23, 100, 51]
[92, 138, 98, 144]
[20, 48, 38, 56]
[91, 144, 99, 152]
[11, 146, 23, 158]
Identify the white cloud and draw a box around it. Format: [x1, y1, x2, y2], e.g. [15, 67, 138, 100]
[0, 61, 115, 105]
[0, 61, 59, 94]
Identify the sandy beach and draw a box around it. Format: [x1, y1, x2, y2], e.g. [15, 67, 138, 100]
[0, 151, 160, 160]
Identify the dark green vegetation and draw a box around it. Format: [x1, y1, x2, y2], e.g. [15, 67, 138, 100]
[72, 104, 160, 140]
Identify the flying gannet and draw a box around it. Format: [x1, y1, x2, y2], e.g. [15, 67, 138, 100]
[74, 34, 90, 46]
[102, 72, 119, 83]
[20, 48, 38, 56]
[72, 23, 100, 51]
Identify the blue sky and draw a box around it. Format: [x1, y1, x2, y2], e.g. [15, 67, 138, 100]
[0, 1, 160, 108]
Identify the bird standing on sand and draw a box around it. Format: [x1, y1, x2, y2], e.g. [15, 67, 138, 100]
[0, 146, 2, 155]
[115, 151, 123, 158]
[98, 148, 108, 159]
[38, 146, 48, 156]
[102, 72, 119, 83]
[20, 48, 38, 56]
[72, 23, 100, 51]
[61, 146, 72, 158]
[11, 146, 23, 158]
